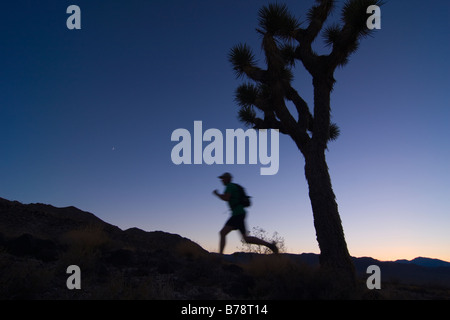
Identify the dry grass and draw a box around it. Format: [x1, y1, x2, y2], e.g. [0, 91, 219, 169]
[237, 254, 318, 299]
[60, 224, 111, 249]
[0, 254, 55, 299]
[377, 282, 450, 300]
[237, 254, 373, 299]
[87, 270, 176, 300]
[59, 224, 117, 270]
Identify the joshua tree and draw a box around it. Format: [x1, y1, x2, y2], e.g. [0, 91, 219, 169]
[229, 0, 382, 289]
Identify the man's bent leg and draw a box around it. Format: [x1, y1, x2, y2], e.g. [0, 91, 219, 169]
[243, 235, 279, 254]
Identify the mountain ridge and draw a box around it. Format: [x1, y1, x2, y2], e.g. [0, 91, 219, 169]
[1, 196, 449, 299]
[395, 257, 450, 268]
[2, 197, 448, 266]
[0, 196, 207, 255]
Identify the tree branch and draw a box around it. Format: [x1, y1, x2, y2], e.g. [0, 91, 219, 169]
[302, 0, 335, 44]
[243, 66, 268, 83]
[252, 115, 289, 135]
[293, 0, 334, 74]
[284, 85, 313, 132]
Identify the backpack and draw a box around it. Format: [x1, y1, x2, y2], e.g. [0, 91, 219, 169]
[235, 184, 251, 208]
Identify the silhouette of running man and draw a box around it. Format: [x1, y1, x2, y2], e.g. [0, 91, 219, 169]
[213, 172, 278, 255]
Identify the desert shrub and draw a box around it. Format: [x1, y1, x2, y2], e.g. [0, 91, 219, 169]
[238, 226, 286, 254]
[59, 224, 113, 271]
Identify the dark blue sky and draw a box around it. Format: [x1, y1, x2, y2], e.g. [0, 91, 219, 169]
[1, 0, 449, 261]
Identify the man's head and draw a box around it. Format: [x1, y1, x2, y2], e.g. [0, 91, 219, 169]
[218, 172, 232, 185]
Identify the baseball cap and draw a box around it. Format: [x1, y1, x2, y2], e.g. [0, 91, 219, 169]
[218, 172, 232, 180]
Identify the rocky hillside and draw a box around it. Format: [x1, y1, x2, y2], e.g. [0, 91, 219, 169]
[0, 197, 228, 299]
[1, 197, 449, 300]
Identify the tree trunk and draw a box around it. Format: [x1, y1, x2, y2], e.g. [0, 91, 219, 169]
[303, 75, 357, 292]
[304, 147, 356, 290]
[305, 146, 355, 279]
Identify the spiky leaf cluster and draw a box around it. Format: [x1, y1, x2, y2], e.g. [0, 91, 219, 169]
[341, 0, 384, 37]
[228, 43, 257, 78]
[258, 3, 300, 39]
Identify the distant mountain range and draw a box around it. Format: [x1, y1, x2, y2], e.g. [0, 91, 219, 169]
[1, 196, 449, 299]
[395, 257, 450, 268]
[224, 252, 450, 288]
